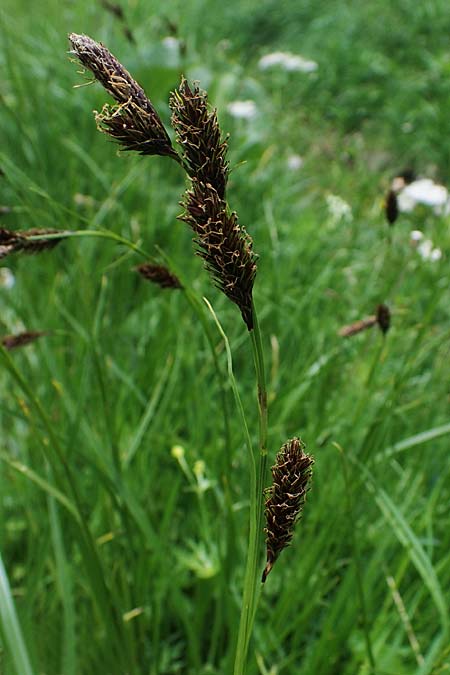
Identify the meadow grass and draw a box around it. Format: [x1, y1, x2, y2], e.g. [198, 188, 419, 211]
[1, 1, 450, 673]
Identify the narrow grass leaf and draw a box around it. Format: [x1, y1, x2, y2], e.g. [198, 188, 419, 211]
[355, 456, 449, 673]
[0, 552, 35, 675]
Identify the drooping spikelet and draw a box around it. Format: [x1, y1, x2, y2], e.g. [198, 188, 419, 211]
[180, 180, 257, 330]
[338, 316, 377, 338]
[0, 228, 62, 259]
[1, 331, 47, 350]
[137, 263, 182, 290]
[339, 303, 391, 338]
[262, 438, 314, 583]
[170, 78, 229, 197]
[68, 33, 179, 160]
[170, 79, 257, 330]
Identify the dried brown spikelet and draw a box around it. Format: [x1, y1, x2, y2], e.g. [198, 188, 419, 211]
[170, 78, 229, 198]
[339, 303, 391, 338]
[180, 180, 257, 330]
[376, 303, 390, 334]
[137, 263, 182, 289]
[68, 33, 179, 160]
[338, 317, 377, 338]
[0, 228, 62, 259]
[262, 438, 314, 583]
[385, 189, 398, 225]
[1, 331, 47, 350]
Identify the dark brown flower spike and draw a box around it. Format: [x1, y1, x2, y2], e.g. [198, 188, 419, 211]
[137, 263, 182, 290]
[385, 189, 398, 225]
[376, 303, 390, 334]
[0, 228, 62, 259]
[170, 78, 229, 198]
[68, 33, 179, 160]
[170, 78, 257, 330]
[1, 331, 47, 350]
[262, 438, 314, 583]
[180, 180, 257, 330]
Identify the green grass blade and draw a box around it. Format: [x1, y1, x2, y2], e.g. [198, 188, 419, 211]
[0, 552, 35, 675]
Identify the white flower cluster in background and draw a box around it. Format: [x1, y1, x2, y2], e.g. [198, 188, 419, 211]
[226, 100, 258, 120]
[161, 36, 181, 52]
[258, 51, 318, 73]
[396, 178, 450, 216]
[326, 194, 353, 226]
[410, 230, 442, 262]
[286, 153, 304, 171]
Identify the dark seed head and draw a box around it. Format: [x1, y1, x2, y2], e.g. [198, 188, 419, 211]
[179, 180, 257, 330]
[376, 303, 391, 334]
[385, 189, 399, 225]
[1, 331, 47, 350]
[68, 33, 180, 161]
[262, 438, 314, 583]
[0, 228, 62, 259]
[136, 263, 182, 290]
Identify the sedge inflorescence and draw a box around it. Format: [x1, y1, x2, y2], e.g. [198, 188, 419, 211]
[69, 34, 257, 330]
[263, 438, 314, 582]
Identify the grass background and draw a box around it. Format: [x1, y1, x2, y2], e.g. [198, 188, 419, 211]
[1, 0, 450, 673]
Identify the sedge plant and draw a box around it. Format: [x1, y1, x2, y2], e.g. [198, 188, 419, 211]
[1, 33, 315, 673]
[68, 32, 316, 672]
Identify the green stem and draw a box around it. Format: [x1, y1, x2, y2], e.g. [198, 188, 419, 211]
[337, 443, 376, 672]
[201, 301, 257, 675]
[27, 229, 150, 259]
[233, 301, 269, 675]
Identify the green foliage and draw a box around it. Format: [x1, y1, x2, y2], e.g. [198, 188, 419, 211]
[0, 1, 449, 674]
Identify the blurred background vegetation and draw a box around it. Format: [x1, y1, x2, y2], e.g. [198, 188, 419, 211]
[1, 0, 450, 673]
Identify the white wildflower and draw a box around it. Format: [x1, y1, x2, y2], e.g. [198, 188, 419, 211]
[227, 100, 257, 120]
[397, 178, 449, 214]
[430, 247, 443, 261]
[416, 238, 442, 262]
[162, 36, 180, 51]
[258, 51, 318, 73]
[161, 36, 181, 56]
[286, 154, 304, 170]
[410, 230, 424, 242]
[0, 267, 15, 289]
[326, 194, 352, 225]
[397, 190, 416, 213]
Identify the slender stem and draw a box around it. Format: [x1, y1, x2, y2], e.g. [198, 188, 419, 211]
[203, 300, 259, 675]
[234, 301, 269, 675]
[337, 443, 376, 672]
[27, 229, 150, 259]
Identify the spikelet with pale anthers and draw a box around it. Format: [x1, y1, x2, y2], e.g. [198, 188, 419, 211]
[170, 78, 229, 196]
[136, 263, 182, 290]
[170, 80, 257, 330]
[69, 36, 258, 329]
[68, 33, 180, 161]
[0, 228, 62, 260]
[262, 438, 314, 583]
